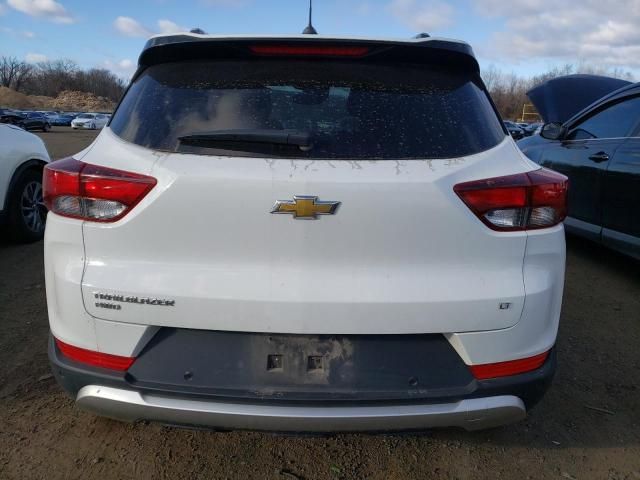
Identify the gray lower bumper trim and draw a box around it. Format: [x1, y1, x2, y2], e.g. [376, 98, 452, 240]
[76, 385, 526, 432]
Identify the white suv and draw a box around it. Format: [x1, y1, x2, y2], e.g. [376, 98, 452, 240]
[44, 34, 567, 432]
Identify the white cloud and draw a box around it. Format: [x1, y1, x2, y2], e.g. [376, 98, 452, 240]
[388, 0, 455, 32]
[585, 21, 640, 47]
[114, 16, 188, 38]
[473, 0, 640, 69]
[25, 52, 48, 63]
[157, 19, 186, 34]
[103, 58, 136, 77]
[114, 16, 153, 37]
[0, 4, 6, 15]
[118, 59, 134, 70]
[7, 0, 74, 24]
[0, 27, 35, 39]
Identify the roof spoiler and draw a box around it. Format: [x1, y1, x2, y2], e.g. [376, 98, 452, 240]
[134, 36, 479, 79]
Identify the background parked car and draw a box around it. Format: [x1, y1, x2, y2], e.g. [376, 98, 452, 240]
[0, 108, 24, 126]
[0, 124, 50, 242]
[42, 112, 59, 121]
[519, 78, 640, 259]
[51, 113, 77, 126]
[71, 113, 109, 130]
[522, 122, 542, 136]
[17, 112, 51, 132]
[503, 120, 525, 140]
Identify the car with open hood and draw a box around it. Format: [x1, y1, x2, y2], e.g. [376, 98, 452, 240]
[519, 75, 640, 259]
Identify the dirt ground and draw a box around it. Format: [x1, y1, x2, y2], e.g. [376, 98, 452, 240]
[0, 128, 639, 480]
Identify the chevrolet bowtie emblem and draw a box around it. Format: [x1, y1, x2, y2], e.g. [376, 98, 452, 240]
[271, 195, 340, 219]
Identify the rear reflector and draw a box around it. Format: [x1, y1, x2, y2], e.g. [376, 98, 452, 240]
[249, 45, 369, 57]
[470, 351, 549, 380]
[43, 157, 156, 222]
[55, 338, 135, 371]
[454, 168, 568, 231]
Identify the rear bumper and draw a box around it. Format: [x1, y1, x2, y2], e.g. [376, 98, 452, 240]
[49, 333, 555, 432]
[75, 385, 525, 432]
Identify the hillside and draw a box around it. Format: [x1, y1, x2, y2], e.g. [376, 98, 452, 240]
[0, 87, 115, 112]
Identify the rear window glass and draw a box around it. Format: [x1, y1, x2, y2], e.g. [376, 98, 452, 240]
[110, 60, 505, 159]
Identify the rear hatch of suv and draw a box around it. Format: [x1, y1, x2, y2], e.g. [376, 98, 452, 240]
[78, 37, 532, 335]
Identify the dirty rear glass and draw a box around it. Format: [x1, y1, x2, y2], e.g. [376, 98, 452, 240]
[110, 60, 506, 159]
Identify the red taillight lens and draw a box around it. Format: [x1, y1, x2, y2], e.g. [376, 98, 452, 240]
[55, 338, 135, 371]
[43, 157, 157, 222]
[454, 168, 568, 231]
[470, 351, 549, 380]
[249, 45, 369, 57]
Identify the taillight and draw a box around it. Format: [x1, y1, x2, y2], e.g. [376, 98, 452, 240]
[249, 45, 370, 57]
[454, 168, 568, 231]
[55, 338, 135, 371]
[470, 351, 549, 380]
[43, 157, 156, 222]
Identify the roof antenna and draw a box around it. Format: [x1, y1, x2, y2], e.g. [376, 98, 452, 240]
[302, 0, 318, 34]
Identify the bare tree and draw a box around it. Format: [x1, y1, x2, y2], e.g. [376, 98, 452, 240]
[482, 63, 635, 120]
[0, 56, 33, 92]
[75, 68, 126, 100]
[18, 59, 125, 102]
[25, 59, 79, 97]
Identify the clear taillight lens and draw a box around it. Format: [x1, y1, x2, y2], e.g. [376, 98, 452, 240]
[454, 168, 568, 231]
[43, 157, 157, 222]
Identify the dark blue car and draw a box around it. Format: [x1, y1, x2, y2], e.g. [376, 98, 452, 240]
[519, 76, 640, 260]
[51, 114, 77, 126]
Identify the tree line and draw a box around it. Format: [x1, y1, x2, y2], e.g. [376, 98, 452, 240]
[482, 63, 634, 121]
[0, 56, 126, 102]
[1, 55, 635, 119]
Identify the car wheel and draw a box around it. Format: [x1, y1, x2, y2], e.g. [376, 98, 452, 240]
[7, 169, 47, 243]
[91, 123, 96, 129]
[42, 122, 51, 132]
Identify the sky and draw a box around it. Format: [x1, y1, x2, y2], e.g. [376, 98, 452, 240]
[0, 0, 639, 80]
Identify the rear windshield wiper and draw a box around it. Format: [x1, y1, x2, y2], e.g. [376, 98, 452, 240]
[178, 129, 313, 152]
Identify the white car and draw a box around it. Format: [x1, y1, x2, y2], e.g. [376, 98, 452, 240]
[0, 124, 50, 242]
[44, 34, 567, 433]
[71, 113, 109, 130]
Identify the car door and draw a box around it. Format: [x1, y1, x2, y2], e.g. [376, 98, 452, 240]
[600, 99, 640, 258]
[537, 97, 640, 242]
[22, 114, 35, 130]
[26, 114, 43, 130]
